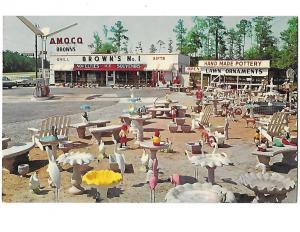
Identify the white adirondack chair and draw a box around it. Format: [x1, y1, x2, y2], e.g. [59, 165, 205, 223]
[257, 112, 286, 143]
[192, 105, 214, 129]
[28, 115, 71, 151]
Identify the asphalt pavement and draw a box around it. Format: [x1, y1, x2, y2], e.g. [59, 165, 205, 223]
[1, 86, 168, 143]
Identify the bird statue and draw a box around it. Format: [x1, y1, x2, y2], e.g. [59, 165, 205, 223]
[140, 149, 150, 172]
[29, 172, 40, 194]
[110, 137, 126, 175]
[170, 174, 181, 186]
[211, 142, 218, 154]
[97, 139, 106, 162]
[45, 146, 61, 202]
[162, 138, 173, 153]
[149, 158, 158, 203]
[185, 150, 200, 179]
[184, 140, 204, 180]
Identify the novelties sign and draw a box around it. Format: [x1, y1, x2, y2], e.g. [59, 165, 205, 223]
[73, 64, 145, 71]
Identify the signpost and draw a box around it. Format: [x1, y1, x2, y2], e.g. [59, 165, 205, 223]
[185, 66, 202, 88]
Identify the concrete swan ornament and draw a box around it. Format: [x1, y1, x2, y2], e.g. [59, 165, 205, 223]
[29, 172, 40, 194]
[45, 146, 61, 202]
[109, 137, 126, 177]
[141, 149, 150, 172]
[97, 139, 106, 161]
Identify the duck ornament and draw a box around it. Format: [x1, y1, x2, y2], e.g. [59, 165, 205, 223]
[29, 172, 40, 194]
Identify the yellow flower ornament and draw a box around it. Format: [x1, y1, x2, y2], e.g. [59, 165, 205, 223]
[82, 170, 122, 187]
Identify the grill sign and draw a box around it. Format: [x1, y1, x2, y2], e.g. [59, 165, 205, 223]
[50, 37, 83, 53]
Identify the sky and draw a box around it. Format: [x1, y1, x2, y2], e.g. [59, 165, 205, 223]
[3, 16, 292, 55]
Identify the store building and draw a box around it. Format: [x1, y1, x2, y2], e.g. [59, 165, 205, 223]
[198, 60, 270, 90]
[49, 53, 190, 86]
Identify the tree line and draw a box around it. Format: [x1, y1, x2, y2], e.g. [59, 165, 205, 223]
[3, 50, 49, 73]
[89, 17, 297, 70]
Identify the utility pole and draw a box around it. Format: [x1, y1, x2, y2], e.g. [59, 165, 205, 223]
[35, 24, 38, 79]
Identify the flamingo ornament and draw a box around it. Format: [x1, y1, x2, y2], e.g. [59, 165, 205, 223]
[149, 158, 158, 203]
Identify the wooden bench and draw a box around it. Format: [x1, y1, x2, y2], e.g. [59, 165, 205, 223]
[251, 145, 297, 171]
[89, 125, 122, 143]
[2, 142, 34, 173]
[70, 120, 110, 139]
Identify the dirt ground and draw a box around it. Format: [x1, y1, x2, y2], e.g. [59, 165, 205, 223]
[2, 94, 298, 203]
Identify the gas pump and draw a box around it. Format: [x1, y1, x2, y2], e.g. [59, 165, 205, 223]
[34, 78, 50, 97]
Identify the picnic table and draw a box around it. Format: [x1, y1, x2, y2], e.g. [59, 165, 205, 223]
[251, 145, 297, 171]
[89, 125, 122, 144]
[70, 120, 111, 139]
[147, 107, 171, 118]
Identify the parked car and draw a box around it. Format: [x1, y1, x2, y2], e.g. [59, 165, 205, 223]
[16, 77, 36, 87]
[2, 76, 17, 89]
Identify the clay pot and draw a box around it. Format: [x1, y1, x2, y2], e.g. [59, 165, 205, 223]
[181, 124, 192, 133]
[18, 164, 29, 177]
[177, 108, 187, 118]
[186, 142, 202, 154]
[175, 117, 185, 126]
[169, 123, 178, 133]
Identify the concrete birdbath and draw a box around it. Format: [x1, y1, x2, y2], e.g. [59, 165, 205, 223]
[165, 182, 235, 203]
[140, 141, 168, 161]
[129, 115, 152, 144]
[192, 153, 232, 184]
[238, 172, 295, 203]
[82, 170, 123, 202]
[57, 152, 94, 194]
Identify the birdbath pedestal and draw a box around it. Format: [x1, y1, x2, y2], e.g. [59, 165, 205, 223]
[57, 152, 94, 195]
[139, 141, 168, 173]
[140, 141, 168, 160]
[192, 153, 232, 184]
[238, 172, 295, 203]
[129, 115, 151, 144]
[39, 136, 59, 158]
[165, 182, 235, 203]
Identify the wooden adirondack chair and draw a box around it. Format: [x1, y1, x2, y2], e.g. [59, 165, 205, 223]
[258, 112, 286, 143]
[192, 105, 214, 129]
[28, 115, 71, 150]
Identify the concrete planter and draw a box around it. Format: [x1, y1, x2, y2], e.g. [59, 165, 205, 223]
[181, 124, 192, 133]
[175, 117, 185, 126]
[186, 142, 202, 154]
[18, 164, 29, 176]
[169, 123, 178, 133]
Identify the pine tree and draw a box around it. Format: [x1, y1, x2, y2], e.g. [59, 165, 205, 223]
[167, 39, 173, 53]
[173, 19, 187, 53]
[109, 21, 129, 52]
[149, 44, 157, 53]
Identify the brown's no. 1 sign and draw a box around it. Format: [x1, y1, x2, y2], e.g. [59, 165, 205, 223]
[185, 67, 201, 73]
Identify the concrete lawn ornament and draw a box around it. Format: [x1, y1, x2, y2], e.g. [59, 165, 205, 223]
[149, 159, 158, 203]
[29, 172, 40, 194]
[152, 130, 161, 146]
[170, 174, 182, 186]
[119, 124, 129, 149]
[45, 146, 61, 202]
[97, 140, 106, 162]
[161, 138, 173, 153]
[140, 149, 150, 172]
